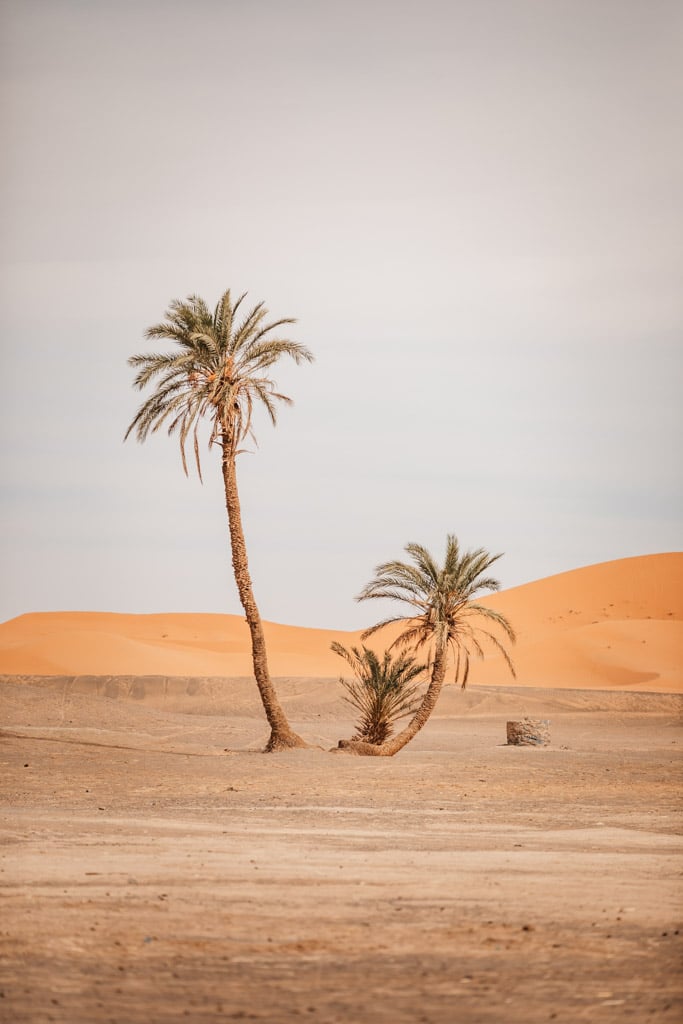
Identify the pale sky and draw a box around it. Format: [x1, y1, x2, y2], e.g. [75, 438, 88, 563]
[1, 0, 682, 630]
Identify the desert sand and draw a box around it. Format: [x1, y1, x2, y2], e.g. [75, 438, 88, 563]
[1, 553, 682, 1022]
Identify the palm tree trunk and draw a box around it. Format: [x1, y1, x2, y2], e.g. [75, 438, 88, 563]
[337, 645, 447, 757]
[221, 442, 307, 751]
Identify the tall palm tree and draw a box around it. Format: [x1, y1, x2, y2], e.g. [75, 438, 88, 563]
[331, 642, 427, 745]
[125, 289, 313, 751]
[338, 534, 516, 756]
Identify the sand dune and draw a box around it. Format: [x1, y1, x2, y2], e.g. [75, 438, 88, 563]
[473, 553, 683, 692]
[1, 553, 681, 692]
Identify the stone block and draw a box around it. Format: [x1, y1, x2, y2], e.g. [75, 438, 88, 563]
[506, 718, 550, 746]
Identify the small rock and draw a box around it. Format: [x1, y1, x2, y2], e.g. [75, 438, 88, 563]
[506, 719, 551, 746]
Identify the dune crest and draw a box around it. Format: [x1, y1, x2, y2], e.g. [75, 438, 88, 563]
[0, 553, 681, 692]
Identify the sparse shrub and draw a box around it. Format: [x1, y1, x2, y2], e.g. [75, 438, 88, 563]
[331, 642, 427, 745]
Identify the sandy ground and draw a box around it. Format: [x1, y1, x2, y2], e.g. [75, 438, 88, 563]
[1, 554, 681, 1020]
[1, 675, 681, 1023]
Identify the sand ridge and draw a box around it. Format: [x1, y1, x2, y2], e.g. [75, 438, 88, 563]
[0, 553, 681, 691]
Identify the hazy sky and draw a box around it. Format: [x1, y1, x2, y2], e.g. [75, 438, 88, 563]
[1, 0, 682, 630]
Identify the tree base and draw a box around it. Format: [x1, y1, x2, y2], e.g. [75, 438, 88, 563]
[264, 729, 309, 752]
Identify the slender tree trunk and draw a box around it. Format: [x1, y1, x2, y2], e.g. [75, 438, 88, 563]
[221, 442, 307, 751]
[337, 645, 448, 757]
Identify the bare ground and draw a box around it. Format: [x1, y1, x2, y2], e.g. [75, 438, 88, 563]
[0, 677, 682, 1023]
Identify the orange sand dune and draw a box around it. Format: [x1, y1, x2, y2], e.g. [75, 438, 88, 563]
[473, 552, 683, 693]
[0, 554, 681, 692]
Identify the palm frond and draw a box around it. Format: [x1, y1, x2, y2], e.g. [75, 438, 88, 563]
[240, 338, 313, 374]
[357, 534, 516, 689]
[232, 303, 267, 354]
[332, 642, 427, 744]
[125, 288, 314, 476]
[359, 614, 416, 640]
[463, 603, 517, 642]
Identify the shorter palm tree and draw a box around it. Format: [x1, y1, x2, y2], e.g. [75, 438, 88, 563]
[331, 642, 427, 746]
[338, 534, 516, 756]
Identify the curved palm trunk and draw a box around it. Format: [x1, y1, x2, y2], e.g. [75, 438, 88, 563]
[337, 645, 447, 757]
[221, 443, 307, 752]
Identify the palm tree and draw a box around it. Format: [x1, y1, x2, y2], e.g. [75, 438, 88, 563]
[331, 642, 427, 746]
[338, 534, 516, 756]
[125, 289, 313, 751]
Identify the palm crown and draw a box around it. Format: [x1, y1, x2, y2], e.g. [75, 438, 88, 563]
[125, 290, 313, 476]
[357, 534, 516, 687]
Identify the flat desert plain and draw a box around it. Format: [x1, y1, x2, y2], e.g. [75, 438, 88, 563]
[1, 554, 682, 1023]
